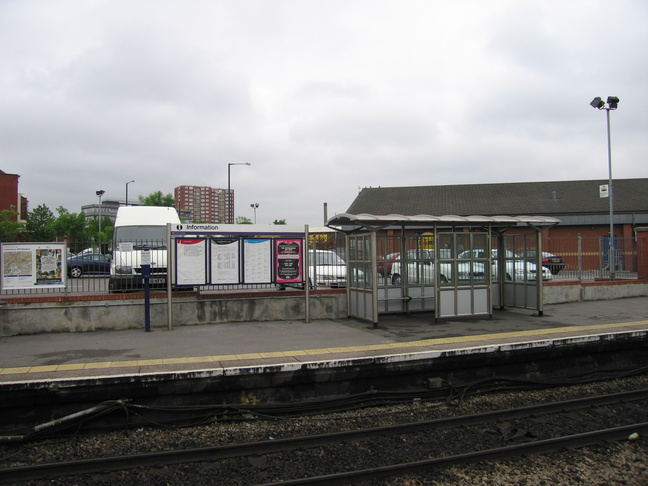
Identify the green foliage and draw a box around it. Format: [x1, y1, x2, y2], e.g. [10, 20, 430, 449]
[23, 204, 112, 245]
[52, 210, 88, 252]
[25, 204, 56, 241]
[139, 191, 175, 207]
[0, 206, 25, 242]
[86, 215, 114, 243]
[273, 219, 287, 225]
[236, 216, 253, 224]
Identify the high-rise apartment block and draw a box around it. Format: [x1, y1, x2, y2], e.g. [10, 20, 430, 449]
[174, 185, 232, 224]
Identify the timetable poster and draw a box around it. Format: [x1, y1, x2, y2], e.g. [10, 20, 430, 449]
[175, 239, 207, 285]
[243, 239, 271, 284]
[210, 239, 240, 284]
[275, 239, 303, 283]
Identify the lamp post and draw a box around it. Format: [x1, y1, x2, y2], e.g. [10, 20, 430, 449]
[227, 163, 251, 224]
[125, 180, 134, 207]
[250, 203, 259, 223]
[590, 96, 619, 280]
[95, 190, 105, 234]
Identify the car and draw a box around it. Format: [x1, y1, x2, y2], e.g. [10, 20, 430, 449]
[389, 249, 479, 285]
[377, 252, 400, 277]
[76, 248, 99, 256]
[519, 251, 565, 275]
[309, 250, 347, 288]
[67, 253, 111, 278]
[458, 249, 552, 281]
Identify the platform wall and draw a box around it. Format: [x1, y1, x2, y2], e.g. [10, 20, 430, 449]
[0, 290, 347, 336]
[543, 280, 648, 305]
[1, 281, 646, 336]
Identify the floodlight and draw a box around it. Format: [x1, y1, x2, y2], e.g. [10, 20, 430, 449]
[607, 96, 619, 109]
[590, 97, 604, 109]
[590, 95, 620, 280]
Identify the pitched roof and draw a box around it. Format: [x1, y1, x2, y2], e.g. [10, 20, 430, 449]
[346, 179, 648, 217]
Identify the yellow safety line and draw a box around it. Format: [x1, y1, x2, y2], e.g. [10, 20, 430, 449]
[0, 320, 646, 377]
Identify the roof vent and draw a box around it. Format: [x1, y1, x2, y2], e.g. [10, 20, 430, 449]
[552, 191, 558, 201]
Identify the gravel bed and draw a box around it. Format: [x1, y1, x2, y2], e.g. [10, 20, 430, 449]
[2, 375, 647, 485]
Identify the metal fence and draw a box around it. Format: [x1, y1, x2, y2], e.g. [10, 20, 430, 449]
[0, 234, 639, 297]
[542, 236, 638, 280]
[1, 233, 348, 296]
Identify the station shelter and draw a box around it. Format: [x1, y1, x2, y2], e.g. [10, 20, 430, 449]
[326, 213, 560, 326]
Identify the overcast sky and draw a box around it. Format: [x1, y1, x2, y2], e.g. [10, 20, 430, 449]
[1, 0, 647, 226]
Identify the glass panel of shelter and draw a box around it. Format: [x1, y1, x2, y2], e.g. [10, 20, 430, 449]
[439, 232, 490, 287]
[348, 234, 373, 290]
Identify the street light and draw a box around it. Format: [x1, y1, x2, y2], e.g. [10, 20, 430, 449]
[125, 180, 135, 207]
[96, 190, 105, 234]
[250, 203, 259, 223]
[590, 96, 619, 280]
[227, 163, 251, 223]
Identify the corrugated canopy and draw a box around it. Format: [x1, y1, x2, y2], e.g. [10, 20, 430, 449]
[327, 213, 561, 231]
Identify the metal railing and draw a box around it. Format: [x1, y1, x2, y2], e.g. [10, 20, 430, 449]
[1, 235, 640, 297]
[541, 236, 638, 280]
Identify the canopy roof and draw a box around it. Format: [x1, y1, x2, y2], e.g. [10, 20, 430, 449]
[327, 213, 561, 232]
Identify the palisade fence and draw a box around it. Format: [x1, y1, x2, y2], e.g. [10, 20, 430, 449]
[0, 234, 639, 297]
[542, 236, 638, 281]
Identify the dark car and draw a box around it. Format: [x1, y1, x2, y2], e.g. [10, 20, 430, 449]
[520, 251, 565, 275]
[67, 253, 111, 278]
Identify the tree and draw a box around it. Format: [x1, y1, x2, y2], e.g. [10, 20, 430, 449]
[235, 216, 253, 224]
[0, 207, 24, 242]
[52, 207, 88, 251]
[139, 191, 175, 207]
[86, 215, 114, 243]
[25, 204, 55, 242]
[273, 219, 287, 225]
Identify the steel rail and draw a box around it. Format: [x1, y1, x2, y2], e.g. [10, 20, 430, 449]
[1, 389, 647, 484]
[257, 422, 648, 486]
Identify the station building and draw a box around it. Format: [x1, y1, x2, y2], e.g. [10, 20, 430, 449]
[346, 178, 648, 240]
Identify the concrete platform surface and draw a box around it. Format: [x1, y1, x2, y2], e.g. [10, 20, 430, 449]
[1, 297, 646, 384]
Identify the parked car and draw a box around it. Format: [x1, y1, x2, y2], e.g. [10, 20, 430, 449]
[309, 250, 347, 288]
[67, 253, 111, 278]
[377, 252, 400, 277]
[389, 249, 478, 285]
[458, 249, 552, 281]
[76, 248, 99, 257]
[519, 251, 565, 275]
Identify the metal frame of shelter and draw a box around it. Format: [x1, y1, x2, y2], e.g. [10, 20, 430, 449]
[326, 213, 560, 327]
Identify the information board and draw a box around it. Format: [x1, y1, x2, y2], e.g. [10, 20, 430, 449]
[1, 243, 66, 290]
[169, 224, 307, 287]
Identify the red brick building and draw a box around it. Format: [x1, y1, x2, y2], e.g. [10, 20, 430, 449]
[0, 169, 27, 221]
[347, 179, 648, 240]
[345, 179, 648, 275]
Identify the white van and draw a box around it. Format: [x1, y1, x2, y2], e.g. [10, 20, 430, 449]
[109, 206, 181, 292]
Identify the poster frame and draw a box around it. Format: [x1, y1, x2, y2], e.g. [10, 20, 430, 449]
[1, 242, 67, 290]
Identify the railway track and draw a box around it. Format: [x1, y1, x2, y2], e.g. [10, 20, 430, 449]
[2, 388, 647, 485]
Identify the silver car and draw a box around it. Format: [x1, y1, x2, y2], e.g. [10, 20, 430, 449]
[458, 249, 552, 281]
[309, 250, 347, 288]
[389, 249, 478, 285]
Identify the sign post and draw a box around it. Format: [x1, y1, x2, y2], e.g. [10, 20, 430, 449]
[142, 248, 151, 332]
